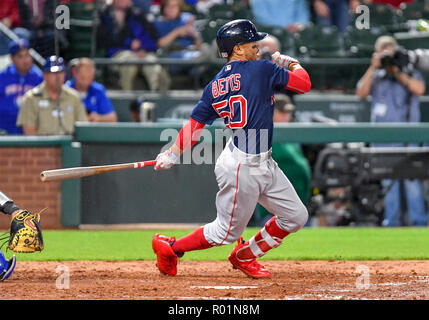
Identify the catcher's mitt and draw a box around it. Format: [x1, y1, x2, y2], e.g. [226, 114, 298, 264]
[6, 210, 44, 253]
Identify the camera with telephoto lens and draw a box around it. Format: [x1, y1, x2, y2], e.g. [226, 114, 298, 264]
[379, 48, 409, 69]
[379, 47, 429, 72]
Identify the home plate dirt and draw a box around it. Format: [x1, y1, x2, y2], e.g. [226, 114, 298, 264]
[2, 260, 429, 300]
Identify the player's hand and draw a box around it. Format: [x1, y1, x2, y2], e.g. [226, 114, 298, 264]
[154, 149, 179, 170]
[272, 52, 299, 70]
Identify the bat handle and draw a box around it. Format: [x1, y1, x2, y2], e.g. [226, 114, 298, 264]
[134, 160, 157, 168]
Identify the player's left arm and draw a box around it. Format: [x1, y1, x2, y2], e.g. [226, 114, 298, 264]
[272, 52, 311, 94]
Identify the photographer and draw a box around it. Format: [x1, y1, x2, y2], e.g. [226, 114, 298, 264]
[356, 35, 427, 227]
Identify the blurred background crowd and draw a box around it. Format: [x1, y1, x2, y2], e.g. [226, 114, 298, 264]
[1, 0, 429, 228]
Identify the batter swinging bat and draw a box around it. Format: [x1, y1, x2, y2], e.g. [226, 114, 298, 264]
[40, 160, 156, 182]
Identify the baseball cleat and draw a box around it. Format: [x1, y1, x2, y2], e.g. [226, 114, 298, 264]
[152, 233, 178, 276]
[228, 238, 271, 279]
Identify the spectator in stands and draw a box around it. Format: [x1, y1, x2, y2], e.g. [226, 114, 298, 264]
[96, 0, 171, 91]
[0, 0, 23, 56]
[0, 39, 43, 135]
[249, 0, 310, 33]
[356, 35, 427, 227]
[255, 94, 312, 226]
[312, 0, 361, 33]
[65, 58, 118, 122]
[16, 0, 63, 58]
[154, 0, 210, 75]
[17, 55, 88, 135]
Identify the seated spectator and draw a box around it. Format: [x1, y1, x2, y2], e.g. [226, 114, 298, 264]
[65, 58, 118, 122]
[17, 56, 88, 135]
[16, 0, 64, 58]
[312, 0, 361, 33]
[0, 39, 42, 135]
[96, 0, 171, 91]
[249, 0, 310, 33]
[0, 0, 20, 56]
[154, 0, 207, 74]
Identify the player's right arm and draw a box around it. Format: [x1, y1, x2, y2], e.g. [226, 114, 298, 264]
[271, 52, 311, 94]
[154, 83, 218, 170]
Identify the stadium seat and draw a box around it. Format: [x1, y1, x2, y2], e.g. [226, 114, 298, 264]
[293, 24, 345, 58]
[199, 19, 229, 44]
[65, 1, 96, 59]
[253, 25, 293, 54]
[343, 26, 389, 57]
[207, 3, 252, 20]
[400, 1, 429, 20]
[208, 4, 235, 20]
[351, 4, 406, 30]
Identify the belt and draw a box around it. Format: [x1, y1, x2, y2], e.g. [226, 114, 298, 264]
[228, 141, 272, 165]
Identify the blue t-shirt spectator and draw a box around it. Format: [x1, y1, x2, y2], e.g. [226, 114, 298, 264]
[65, 79, 115, 116]
[154, 12, 195, 49]
[0, 64, 42, 134]
[250, 0, 310, 29]
[96, 4, 159, 58]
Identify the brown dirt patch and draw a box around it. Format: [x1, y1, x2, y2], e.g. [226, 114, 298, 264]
[1, 260, 429, 300]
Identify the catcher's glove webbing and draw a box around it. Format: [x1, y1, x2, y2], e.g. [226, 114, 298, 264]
[1, 210, 44, 253]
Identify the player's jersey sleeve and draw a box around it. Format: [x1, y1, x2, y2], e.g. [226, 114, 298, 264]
[260, 60, 290, 90]
[190, 82, 219, 125]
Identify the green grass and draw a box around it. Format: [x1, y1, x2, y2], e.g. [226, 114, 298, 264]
[5, 227, 429, 261]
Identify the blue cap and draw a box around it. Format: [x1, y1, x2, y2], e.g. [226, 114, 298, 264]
[43, 55, 66, 73]
[8, 39, 30, 55]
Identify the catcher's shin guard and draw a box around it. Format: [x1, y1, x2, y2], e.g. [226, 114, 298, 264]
[0, 251, 16, 281]
[152, 234, 178, 276]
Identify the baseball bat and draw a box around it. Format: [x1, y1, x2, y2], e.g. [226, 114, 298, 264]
[40, 160, 157, 182]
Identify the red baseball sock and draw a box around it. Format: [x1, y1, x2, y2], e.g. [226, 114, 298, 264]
[172, 227, 212, 255]
[236, 216, 290, 261]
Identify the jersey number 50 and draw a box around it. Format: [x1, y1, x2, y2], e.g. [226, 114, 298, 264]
[212, 95, 248, 129]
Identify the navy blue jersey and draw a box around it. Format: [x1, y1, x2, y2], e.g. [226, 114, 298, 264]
[190, 60, 289, 154]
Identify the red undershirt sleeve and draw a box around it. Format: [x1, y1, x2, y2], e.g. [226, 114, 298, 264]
[285, 68, 311, 94]
[173, 117, 206, 152]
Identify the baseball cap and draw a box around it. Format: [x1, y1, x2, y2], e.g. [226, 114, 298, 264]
[8, 39, 29, 55]
[43, 56, 66, 73]
[274, 94, 295, 113]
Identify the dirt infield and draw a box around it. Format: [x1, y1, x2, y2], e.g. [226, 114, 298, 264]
[2, 260, 429, 300]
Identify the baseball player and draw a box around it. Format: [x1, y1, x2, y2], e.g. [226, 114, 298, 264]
[152, 19, 311, 278]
